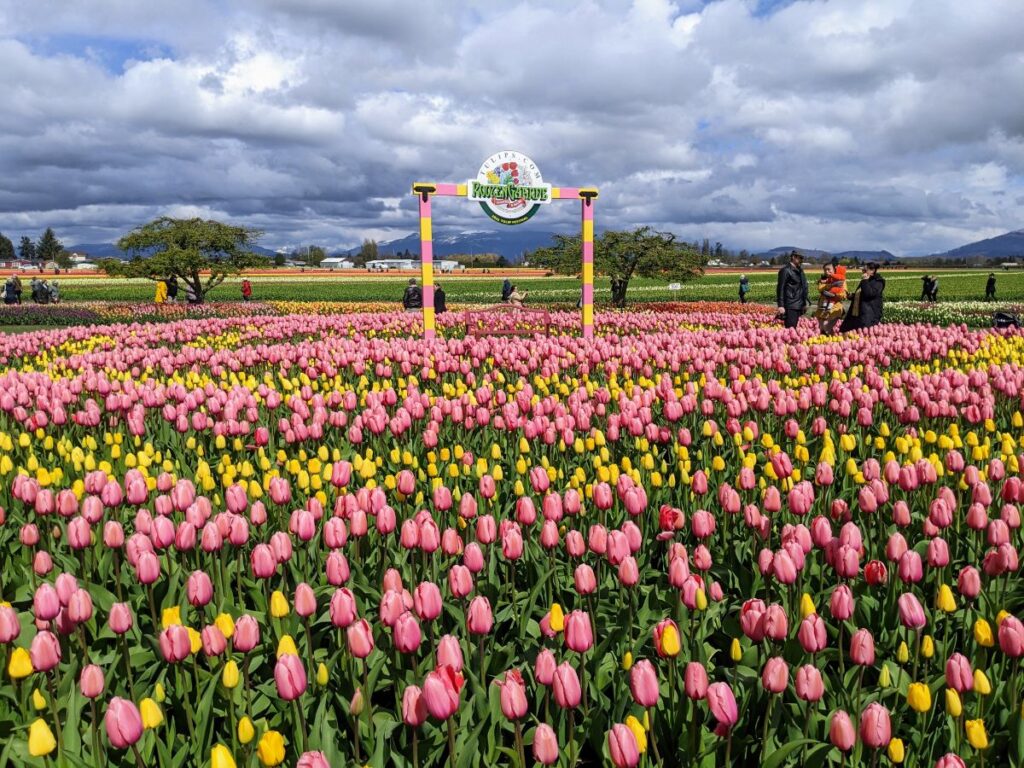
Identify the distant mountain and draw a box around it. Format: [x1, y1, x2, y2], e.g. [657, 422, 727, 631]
[753, 246, 895, 263]
[68, 243, 278, 259]
[342, 230, 565, 262]
[923, 229, 1024, 260]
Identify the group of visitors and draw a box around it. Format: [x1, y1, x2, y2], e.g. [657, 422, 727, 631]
[4, 275, 60, 304]
[501, 278, 528, 306]
[402, 279, 447, 314]
[920, 274, 939, 302]
[774, 251, 885, 333]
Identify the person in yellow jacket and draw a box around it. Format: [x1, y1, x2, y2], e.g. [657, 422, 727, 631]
[154, 279, 168, 304]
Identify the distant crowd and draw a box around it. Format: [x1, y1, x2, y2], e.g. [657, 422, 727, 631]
[400, 277, 534, 314]
[4, 274, 60, 304]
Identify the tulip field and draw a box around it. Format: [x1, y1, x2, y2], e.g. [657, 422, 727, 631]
[2, 305, 1024, 768]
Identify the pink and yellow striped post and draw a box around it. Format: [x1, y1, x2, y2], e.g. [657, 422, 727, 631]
[411, 181, 598, 339]
[579, 188, 598, 339]
[414, 185, 437, 339]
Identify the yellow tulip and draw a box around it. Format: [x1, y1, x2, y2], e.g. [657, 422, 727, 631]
[800, 593, 816, 618]
[973, 669, 991, 695]
[936, 584, 956, 613]
[140, 698, 164, 729]
[32, 688, 46, 710]
[215, 613, 235, 639]
[238, 717, 255, 744]
[997, 610, 1010, 626]
[660, 624, 681, 657]
[277, 635, 299, 658]
[945, 689, 962, 717]
[907, 682, 931, 713]
[161, 606, 182, 628]
[887, 737, 904, 764]
[549, 603, 565, 633]
[731, 638, 742, 663]
[695, 589, 708, 612]
[270, 591, 290, 618]
[317, 663, 329, 686]
[211, 744, 237, 768]
[257, 731, 286, 766]
[621, 652, 633, 671]
[154, 683, 166, 703]
[974, 619, 994, 647]
[879, 665, 891, 689]
[8, 647, 33, 679]
[921, 635, 934, 659]
[187, 627, 202, 655]
[625, 715, 647, 754]
[222, 660, 240, 689]
[897, 641, 909, 664]
[28, 718, 56, 757]
[965, 719, 989, 750]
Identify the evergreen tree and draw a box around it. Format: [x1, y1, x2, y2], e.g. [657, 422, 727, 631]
[18, 237, 36, 263]
[701, 239, 710, 259]
[714, 242, 723, 260]
[37, 227, 63, 264]
[0, 232, 14, 262]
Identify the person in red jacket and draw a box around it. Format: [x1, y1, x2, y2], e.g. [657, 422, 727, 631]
[241, 279, 252, 302]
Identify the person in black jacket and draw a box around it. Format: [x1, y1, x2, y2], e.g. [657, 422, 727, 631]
[402, 278, 422, 311]
[775, 251, 808, 328]
[840, 263, 885, 331]
[986, 273, 996, 301]
[434, 284, 447, 314]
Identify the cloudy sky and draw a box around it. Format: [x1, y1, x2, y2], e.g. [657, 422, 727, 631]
[0, 0, 1021, 255]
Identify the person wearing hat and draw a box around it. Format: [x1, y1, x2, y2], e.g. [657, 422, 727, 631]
[775, 250, 809, 329]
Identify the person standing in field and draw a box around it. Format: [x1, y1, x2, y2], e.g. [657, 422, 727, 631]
[12, 274, 21, 304]
[166, 276, 178, 302]
[840, 262, 885, 331]
[816, 262, 847, 334]
[775, 251, 808, 329]
[985, 273, 996, 300]
[921, 274, 932, 301]
[501, 278, 513, 303]
[929, 275, 939, 301]
[154, 279, 167, 304]
[738, 274, 750, 304]
[403, 278, 422, 312]
[241, 279, 253, 302]
[434, 283, 447, 315]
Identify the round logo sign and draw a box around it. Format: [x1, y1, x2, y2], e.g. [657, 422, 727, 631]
[467, 151, 552, 226]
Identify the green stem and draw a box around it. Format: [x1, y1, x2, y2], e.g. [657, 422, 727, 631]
[447, 718, 458, 768]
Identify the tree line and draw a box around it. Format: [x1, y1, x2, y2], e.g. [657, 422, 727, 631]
[0, 228, 73, 269]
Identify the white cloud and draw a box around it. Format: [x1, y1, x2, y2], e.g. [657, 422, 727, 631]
[0, 0, 1021, 255]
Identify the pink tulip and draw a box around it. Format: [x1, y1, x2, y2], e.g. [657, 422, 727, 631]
[436, 634, 464, 671]
[860, 703, 891, 748]
[423, 665, 463, 719]
[999, 616, 1024, 657]
[629, 660, 659, 707]
[80, 664, 105, 698]
[496, 669, 528, 720]
[794, 664, 824, 702]
[761, 656, 789, 693]
[30, 630, 61, 671]
[393, 611, 422, 654]
[897, 592, 927, 630]
[608, 723, 640, 768]
[402, 685, 428, 726]
[467, 596, 493, 635]
[945, 653, 973, 692]
[535, 648, 556, 686]
[706, 682, 738, 733]
[849, 628, 875, 666]
[297, 752, 331, 768]
[935, 754, 967, 768]
[105, 697, 143, 749]
[159, 625, 191, 663]
[275, 654, 308, 700]
[0, 605, 21, 643]
[798, 614, 827, 654]
[187, 570, 214, 608]
[830, 584, 854, 621]
[201, 625, 227, 657]
[684, 661, 708, 699]
[552, 662, 581, 709]
[829, 710, 855, 752]
[448, 565, 474, 598]
[564, 610, 593, 653]
[533, 723, 559, 765]
[233, 615, 261, 652]
[574, 564, 597, 595]
[330, 588, 357, 628]
[108, 603, 133, 635]
[33, 584, 60, 621]
[347, 619, 375, 658]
